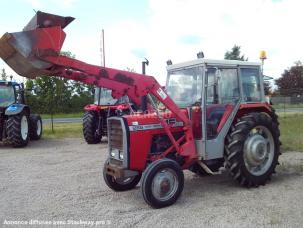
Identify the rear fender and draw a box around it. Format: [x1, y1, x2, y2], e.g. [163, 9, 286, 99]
[5, 104, 29, 116]
[84, 104, 101, 111]
[84, 104, 112, 112]
[236, 103, 273, 120]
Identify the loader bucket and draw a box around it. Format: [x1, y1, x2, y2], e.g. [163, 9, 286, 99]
[0, 11, 74, 78]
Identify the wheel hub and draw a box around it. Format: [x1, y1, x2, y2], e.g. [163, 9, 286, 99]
[160, 179, 171, 194]
[37, 120, 41, 135]
[243, 125, 275, 176]
[152, 169, 178, 201]
[245, 134, 268, 166]
[21, 115, 28, 140]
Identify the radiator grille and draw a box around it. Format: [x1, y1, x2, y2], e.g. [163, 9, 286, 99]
[108, 119, 123, 151]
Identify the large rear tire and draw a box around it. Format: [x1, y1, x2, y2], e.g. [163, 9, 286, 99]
[29, 114, 42, 140]
[6, 113, 30, 148]
[225, 112, 281, 187]
[141, 158, 184, 208]
[83, 111, 102, 144]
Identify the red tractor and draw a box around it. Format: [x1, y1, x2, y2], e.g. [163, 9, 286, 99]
[83, 87, 130, 144]
[0, 11, 281, 208]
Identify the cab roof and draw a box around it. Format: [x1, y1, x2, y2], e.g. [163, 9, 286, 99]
[166, 58, 261, 71]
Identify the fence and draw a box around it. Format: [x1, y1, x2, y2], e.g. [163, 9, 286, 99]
[271, 96, 303, 117]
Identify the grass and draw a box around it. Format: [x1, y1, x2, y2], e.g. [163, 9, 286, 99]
[279, 113, 303, 152]
[43, 123, 82, 139]
[41, 112, 83, 119]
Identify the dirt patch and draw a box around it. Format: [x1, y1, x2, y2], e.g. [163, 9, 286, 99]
[0, 139, 303, 227]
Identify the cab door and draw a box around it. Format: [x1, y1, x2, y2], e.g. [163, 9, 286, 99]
[203, 67, 241, 160]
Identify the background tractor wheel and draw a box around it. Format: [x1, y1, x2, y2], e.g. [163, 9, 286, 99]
[141, 158, 184, 208]
[29, 114, 42, 140]
[83, 111, 102, 144]
[225, 112, 281, 187]
[103, 159, 141, 191]
[6, 113, 29, 148]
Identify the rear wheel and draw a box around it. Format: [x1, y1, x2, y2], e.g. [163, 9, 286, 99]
[103, 159, 141, 191]
[225, 112, 281, 187]
[83, 111, 102, 144]
[141, 158, 184, 208]
[29, 114, 42, 140]
[6, 113, 29, 148]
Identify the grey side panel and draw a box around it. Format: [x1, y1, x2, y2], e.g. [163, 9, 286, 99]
[205, 101, 241, 160]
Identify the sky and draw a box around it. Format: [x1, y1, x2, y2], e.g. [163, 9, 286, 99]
[0, 0, 302, 85]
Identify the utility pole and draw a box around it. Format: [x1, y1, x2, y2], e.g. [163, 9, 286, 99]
[97, 29, 106, 105]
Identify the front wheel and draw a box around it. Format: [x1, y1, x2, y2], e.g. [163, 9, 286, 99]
[6, 114, 30, 148]
[225, 112, 281, 187]
[141, 158, 184, 208]
[103, 160, 141, 191]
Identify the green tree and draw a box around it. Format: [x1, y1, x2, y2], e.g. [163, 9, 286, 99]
[275, 61, 303, 96]
[224, 45, 248, 61]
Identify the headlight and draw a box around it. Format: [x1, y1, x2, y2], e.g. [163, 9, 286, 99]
[110, 149, 119, 158]
[119, 151, 124, 160]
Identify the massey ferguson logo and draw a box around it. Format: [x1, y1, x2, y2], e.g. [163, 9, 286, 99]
[129, 118, 183, 132]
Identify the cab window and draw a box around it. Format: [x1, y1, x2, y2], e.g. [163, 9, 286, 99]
[241, 68, 261, 102]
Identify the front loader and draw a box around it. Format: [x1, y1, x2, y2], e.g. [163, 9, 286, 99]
[0, 11, 281, 208]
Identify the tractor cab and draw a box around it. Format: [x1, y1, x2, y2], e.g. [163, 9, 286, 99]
[0, 81, 24, 108]
[166, 59, 266, 160]
[94, 87, 129, 106]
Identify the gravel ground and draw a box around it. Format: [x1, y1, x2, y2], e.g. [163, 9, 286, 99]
[0, 138, 303, 228]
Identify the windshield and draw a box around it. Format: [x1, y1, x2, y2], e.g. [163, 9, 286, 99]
[166, 67, 202, 107]
[94, 88, 129, 105]
[0, 85, 15, 107]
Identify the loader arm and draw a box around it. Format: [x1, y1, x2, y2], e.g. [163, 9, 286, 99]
[0, 11, 197, 165]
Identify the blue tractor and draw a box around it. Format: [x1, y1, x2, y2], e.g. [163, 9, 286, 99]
[0, 80, 42, 147]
